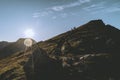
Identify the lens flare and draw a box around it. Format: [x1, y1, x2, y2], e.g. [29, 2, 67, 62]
[24, 38, 33, 47]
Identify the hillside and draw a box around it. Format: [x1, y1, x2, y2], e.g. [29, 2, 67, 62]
[36, 20, 120, 80]
[0, 38, 36, 59]
[38, 20, 120, 55]
[0, 41, 10, 50]
[0, 20, 120, 80]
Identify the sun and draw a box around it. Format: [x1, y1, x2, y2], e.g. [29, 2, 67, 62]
[24, 28, 35, 38]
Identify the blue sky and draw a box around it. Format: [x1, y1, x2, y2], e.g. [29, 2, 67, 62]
[0, 0, 120, 42]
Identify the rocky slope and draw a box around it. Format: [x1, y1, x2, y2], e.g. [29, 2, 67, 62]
[37, 20, 120, 80]
[0, 20, 120, 80]
[39, 20, 120, 55]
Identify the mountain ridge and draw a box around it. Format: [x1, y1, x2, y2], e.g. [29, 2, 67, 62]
[38, 19, 120, 55]
[0, 38, 36, 59]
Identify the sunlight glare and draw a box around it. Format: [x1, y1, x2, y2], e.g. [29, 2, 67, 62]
[24, 28, 35, 38]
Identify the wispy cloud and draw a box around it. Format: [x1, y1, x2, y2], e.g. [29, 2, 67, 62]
[83, 2, 105, 12]
[79, 0, 90, 3]
[83, 1, 120, 14]
[51, 13, 68, 20]
[50, 0, 91, 11]
[50, 6, 64, 11]
[93, 7, 120, 14]
[32, 0, 91, 18]
[33, 0, 120, 19]
[33, 10, 53, 18]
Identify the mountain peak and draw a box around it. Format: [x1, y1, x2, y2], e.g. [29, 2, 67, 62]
[86, 19, 105, 27]
[76, 19, 106, 31]
[88, 19, 104, 24]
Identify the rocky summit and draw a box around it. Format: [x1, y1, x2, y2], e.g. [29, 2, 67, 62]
[0, 20, 120, 80]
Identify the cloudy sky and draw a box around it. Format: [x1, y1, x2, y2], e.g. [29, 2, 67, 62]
[0, 0, 120, 42]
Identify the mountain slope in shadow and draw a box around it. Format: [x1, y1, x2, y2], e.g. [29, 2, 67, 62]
[36, 19, 120, 80]
[0, 38, 36, 59]
[0, 41, 10, 50]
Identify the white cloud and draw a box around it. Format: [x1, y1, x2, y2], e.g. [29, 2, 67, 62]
[40, 11, 50, 16]
[50, 0, 91, 11]
[79, 0, 90, 3]
[33, 0, 91, 18]
[90, 6, 120, 14]
[32, 10, 53, 18]
[65, 2, 81, 8]
[83, 1, 120, 14]
[51, 6, 64, 11]
[83, 2, 105, 11]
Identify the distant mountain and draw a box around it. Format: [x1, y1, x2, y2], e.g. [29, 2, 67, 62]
[0, 20, 120, 80]
[0, 41, 10, 50]
[0, 38, 36, 59]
